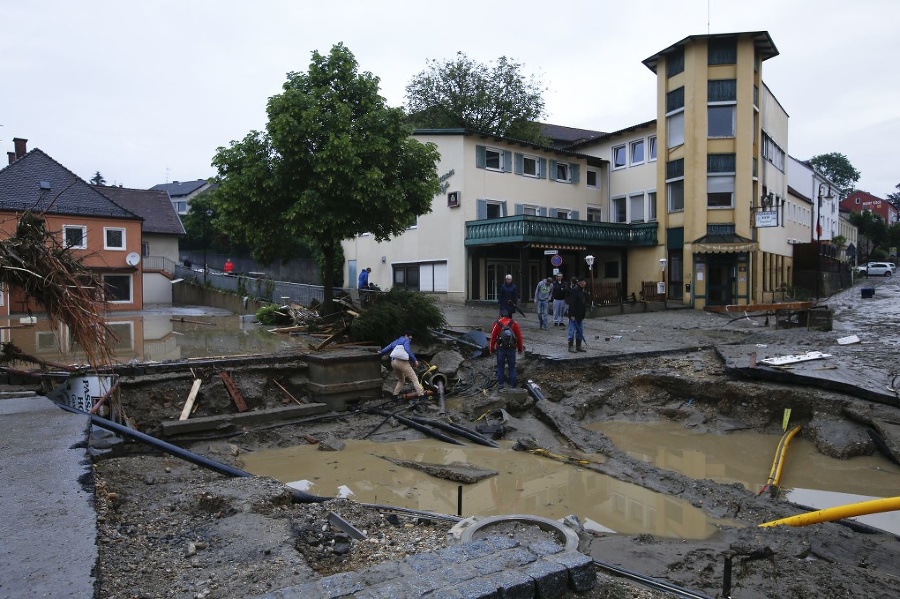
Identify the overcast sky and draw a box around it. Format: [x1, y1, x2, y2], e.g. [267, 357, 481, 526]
[2, 0, 897, 196]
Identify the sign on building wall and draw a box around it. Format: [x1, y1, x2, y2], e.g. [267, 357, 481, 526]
[754, 211, 778, 228]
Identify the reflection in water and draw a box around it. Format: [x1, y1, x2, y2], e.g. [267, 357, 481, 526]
[241, 439, 730, 540]
[0, 313, 310, 364]
[591, 420, 900, 535]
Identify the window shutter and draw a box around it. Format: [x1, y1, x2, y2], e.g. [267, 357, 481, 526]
[514, 203, 524, 215]
[572, 210, 580, 220]
[549, 208, 558, 218]
[476, 145, 486, 169]
[539, 207, 548, 217]
[549, 160, 557, 179]
[708, 79, 737, 102]
[514, 153, 524, 174]
[476, 199, 487, 219]
[503, 150, 512, 173]
[500, 201, 508, 217]
[666, 87, 685, 112]
[539, 158, 547, 179]
[571, 165, 580, 184]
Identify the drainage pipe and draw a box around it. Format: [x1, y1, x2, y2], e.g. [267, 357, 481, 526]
[759, 496, 900, 528]
[367, 409, 465, 445]
[592, 558, 712, 599]
[758, 425, 801, 495]
[525, 379, 545, 402]
[406, 415, 500, 448]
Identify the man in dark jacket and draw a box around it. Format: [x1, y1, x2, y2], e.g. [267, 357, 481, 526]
[567, 277, 588, 353]
[551, 273, 568, 327]
[498, 274, 520, 315]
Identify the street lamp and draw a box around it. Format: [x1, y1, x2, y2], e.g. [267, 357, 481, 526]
[203, 208, 213, 284]
[585, 255, 595, 308]
[815, 184, 835, 302]
[659, 257, 668, 309]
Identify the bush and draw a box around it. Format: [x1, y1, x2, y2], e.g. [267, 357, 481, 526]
[351, 289, 446, 347]
[255, 304, 292, 326]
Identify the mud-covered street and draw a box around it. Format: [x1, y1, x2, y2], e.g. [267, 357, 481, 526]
[55, 278, 900, 597]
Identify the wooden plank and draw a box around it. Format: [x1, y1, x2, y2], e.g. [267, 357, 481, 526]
[219, 371, 249, 412]
[273, 379, 306, 404]
[179, 379, 202, 420]
[311, 325, 351, 351]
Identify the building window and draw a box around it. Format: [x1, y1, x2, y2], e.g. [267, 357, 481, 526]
[648, 136, 657, 161]
[612, 145, 627, 169]
[666, 48, 684, 77]
[666, 87, 685, 112]
[586, 206, 602, 222]
[586, 169, 598, 188]
[630, 140, 645, 165]
[522, 205, 539, 216]
[612, 196, 627, 223]
[548, 160, 578, 183]
[648, 191, 658, 221]
[707, 153, 736, 208]
[708, 105, 735, 137]
[476, 145, 511, 172]
[666, 159, 684, 213]
[104, 227, 126, 250]
[555, 162, 570, 182]
[555, 209, 572, 219]
[102, 274, 132, 303]
[63, 225, 87, 249]
[708, 38, 737, 65]
[761, 133, 785, 171]
[476, 199, 507, 219]
[629, 193, 645, 223]
[514, 152, 544, 178]
[393, 261, 448, 293]
[604, 261, 620, 278]
[173, 200, 187, 214]
[667, 111, 684, 148]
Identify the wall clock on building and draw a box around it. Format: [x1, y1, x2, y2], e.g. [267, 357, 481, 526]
[125, 252, 141, 267]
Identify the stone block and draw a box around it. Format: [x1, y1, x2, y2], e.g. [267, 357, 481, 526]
[549, 551, 596, 592]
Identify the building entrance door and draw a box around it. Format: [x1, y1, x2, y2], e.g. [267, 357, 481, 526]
[706, 257, 734, 306]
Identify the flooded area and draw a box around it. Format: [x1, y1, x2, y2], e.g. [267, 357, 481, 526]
[590, 419, 900, 534]
[241, 438, 734, 540]
[0, 311, 305, 364]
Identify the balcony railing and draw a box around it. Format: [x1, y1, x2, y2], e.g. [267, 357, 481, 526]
[142, 256, 176, 276]
[465, 215, 657, 247]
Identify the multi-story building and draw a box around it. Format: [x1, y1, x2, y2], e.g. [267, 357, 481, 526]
[342, 31, 856, 309]
[150, 179, 213, 216]
[841, 190, 898, 226]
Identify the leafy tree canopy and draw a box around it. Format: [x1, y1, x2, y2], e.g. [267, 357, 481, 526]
[808, 152, 860, 199]
[211, 43, 441, 312]
[885, 183, 900, 213]
[405, 52, 547, 143]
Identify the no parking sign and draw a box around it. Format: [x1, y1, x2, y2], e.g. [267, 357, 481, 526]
[550, 254, 562, 267]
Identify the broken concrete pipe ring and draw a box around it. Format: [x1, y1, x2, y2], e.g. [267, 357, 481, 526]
[423, 372, 448, 392]
[449, 514, 580, 552]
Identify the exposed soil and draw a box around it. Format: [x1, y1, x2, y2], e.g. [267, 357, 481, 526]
[91, 286, 900, 598]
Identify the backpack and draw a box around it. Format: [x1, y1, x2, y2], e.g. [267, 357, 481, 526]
[498, 319, 517, 350]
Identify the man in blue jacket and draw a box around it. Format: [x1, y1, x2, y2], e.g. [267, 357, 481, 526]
[498, 274, 519, 315]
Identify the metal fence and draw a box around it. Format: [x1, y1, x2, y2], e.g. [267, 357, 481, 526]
[174, 265, 353, 306]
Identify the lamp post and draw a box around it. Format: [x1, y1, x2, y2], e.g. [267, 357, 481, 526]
[659, 257, 668, 309]
[203, 208, 213, 284]
[815, 184, 835, 302]
[585, 255, 595, 309]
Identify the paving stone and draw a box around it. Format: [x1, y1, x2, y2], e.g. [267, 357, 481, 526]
[257, 581, 323, 598]
[524, 559, 569, 599]
[470, 554, 505, 576]
[501, 547, 539, 568]
[494, 570, 536, 599]
[438, 543, 473, 564]
[356, 561, 401, 586]
[454, 576, 502, 599]
[460, 538, 498, 559]
[405, 552, 443, 574]
[549, 552, 596, 592]
[319, 572, 364, 598]
[527, 541, 564, 557]
[484, 534, 520, 551]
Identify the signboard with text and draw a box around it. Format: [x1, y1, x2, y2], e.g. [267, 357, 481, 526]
[755, 211, 778, 228]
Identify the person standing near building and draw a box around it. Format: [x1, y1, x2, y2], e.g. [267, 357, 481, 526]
[567, 277, 589, 353]
[498, 274, 520, 315]
[378, 331, 425, 400]
[534, 276, 552, 330]
[223, 258, 234, 274]
[357, 267, 372, 305]
[551, 273, 568, 327]
[489, 309, 524, 391]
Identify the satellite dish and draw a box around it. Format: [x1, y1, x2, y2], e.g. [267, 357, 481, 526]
[125, 252, 141, 266]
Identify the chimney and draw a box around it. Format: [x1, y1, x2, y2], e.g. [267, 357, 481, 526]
[13, 137, 28, 159]
[7, 152, 15, 165]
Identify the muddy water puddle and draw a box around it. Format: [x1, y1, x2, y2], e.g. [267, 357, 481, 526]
[242, 439, 734, 539]
[590, 420, 900, 534]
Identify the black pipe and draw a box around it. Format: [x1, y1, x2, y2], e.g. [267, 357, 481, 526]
[55, 403, 330, 503]
[525, 379, 546, 402]
[367, 409, 464, 445]
[406, 415, 500, 448]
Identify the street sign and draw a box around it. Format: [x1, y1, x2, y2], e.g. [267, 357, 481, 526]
[543, 249, 559, 255]
[550, 254, 563, 267]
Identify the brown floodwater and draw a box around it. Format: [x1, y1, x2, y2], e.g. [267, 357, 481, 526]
[241, 439, 737, 540]
[590, 420, 900, 535]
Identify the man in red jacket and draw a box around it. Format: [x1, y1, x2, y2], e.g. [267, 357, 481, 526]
[489, 309, 524, 391]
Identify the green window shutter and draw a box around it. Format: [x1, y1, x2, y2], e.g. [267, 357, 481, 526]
[514, 153, 524, 174]
[539, 158, 547, 179]
[476, 199, 487, 219]
[571, 164, 580, 184]
[503, 150, 513, 173]
[476, 145, 486, 169]
[514, 203, 524, 215]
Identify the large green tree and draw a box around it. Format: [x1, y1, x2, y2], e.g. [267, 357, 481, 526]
[885, 183, 900, 213]
[211, 43, 440, 312]
[808, 152, 860, 199]
[404, 52, 547, 142]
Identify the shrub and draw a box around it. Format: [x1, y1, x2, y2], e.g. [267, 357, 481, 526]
[351, 289, 446, 347]
[255, 304, 291, 325]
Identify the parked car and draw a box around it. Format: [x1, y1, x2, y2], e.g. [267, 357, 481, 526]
[856, 262, 895, 277]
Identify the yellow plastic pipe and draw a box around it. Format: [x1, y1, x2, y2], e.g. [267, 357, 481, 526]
[759, 496, 900, 528]
[759, 425, 801, 494]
